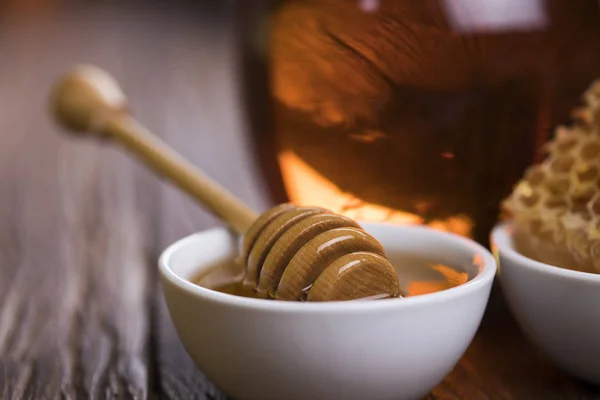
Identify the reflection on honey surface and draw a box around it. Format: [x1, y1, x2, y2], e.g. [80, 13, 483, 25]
[193, 258, 469, 300]
[405, 264, 469, 296]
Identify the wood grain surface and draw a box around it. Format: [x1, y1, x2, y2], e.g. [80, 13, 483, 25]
[0, 1, 599, 399]
[0, 2, 267, 398]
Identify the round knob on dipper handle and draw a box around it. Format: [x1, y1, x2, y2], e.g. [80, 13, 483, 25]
[51, 65, 128, 133]
[50, 65, 258, 235]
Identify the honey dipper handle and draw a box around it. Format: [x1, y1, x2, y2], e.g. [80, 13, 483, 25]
[50, 65, 258, 235]
[105, 115, 258, 234]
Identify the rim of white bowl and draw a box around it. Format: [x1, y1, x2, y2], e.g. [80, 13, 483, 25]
[491, 222, 600, 282]
[159, 222, 497, 313]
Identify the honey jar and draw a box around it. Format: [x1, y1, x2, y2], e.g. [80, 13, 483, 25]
[235, 0, 600, 245]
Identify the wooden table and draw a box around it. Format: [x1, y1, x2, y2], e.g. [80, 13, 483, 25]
[1, 2, 599, 398]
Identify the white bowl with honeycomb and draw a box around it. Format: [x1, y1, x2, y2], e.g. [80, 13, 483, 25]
[495, 80, 600, 384]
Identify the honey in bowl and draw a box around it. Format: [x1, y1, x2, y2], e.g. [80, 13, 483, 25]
[193, 256, 470, 300]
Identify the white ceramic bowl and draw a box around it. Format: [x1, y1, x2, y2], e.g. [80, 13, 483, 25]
[159, 222, 496, 400]
[491, 223, 600, 385]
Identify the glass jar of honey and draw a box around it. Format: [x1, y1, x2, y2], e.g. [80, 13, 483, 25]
[235, 0, 600, 245]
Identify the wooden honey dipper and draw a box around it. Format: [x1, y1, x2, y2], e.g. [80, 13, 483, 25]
[49, 65, 402, 302]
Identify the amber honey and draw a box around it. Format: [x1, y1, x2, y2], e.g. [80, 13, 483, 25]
[193, 257, 469, 300]
[206, 278, 262, 299]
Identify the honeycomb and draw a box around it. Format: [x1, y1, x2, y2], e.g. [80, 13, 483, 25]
[502, 80, 600, 274]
